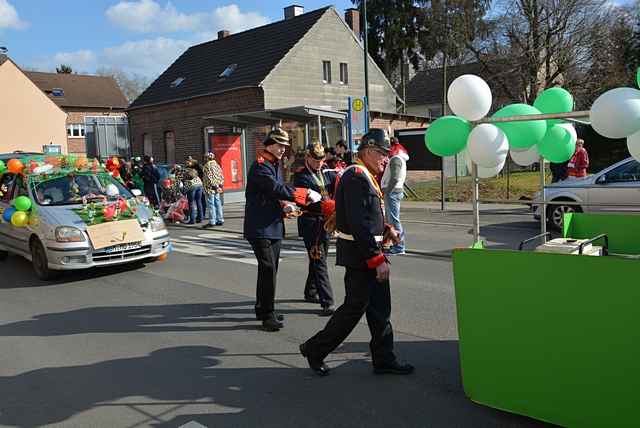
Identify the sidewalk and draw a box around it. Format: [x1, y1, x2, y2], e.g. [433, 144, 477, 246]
[168, 201, 540, 258]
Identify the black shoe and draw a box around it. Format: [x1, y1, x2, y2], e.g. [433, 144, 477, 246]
[262, 317, 283, 332]
[216, 222, 224, 226]
[256, 313, 284, 322]
[320, 305, 335, 316]
[299, 343, 330, 376]
[202, 223, 214, 229]
[304, 295, 320, 304]
[373, 360, 414, 375]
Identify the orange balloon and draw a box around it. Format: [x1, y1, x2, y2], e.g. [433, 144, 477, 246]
[7, 159, 24, 174]
[75, 157, 88, 169]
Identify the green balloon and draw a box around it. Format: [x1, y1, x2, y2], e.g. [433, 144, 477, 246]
[533, 87, 573, 125]
[0, 160, 5, 173]
[637, 68, 640, 89]
[538, 125, 576, 163]
[425, 116, 471, 157]
[14, 195, 32, 212]
[493, 104, 547, 149]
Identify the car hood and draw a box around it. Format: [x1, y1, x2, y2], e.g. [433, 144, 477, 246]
[38, 201, 153, 230]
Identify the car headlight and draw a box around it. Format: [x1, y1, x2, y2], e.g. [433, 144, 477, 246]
[150, 216, 166, 232]
[55, 226, 86, 242]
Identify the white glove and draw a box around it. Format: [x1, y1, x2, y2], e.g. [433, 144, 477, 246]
[307, 189, 322, 203]
[567, 163, 575, 168]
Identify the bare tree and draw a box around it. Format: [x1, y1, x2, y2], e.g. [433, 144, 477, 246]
[466, 0, 612, 104]
[95, 66, 151, 103]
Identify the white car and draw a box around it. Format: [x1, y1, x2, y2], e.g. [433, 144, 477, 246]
[0, 170, 171, 280]
[534, 157, 640, 230]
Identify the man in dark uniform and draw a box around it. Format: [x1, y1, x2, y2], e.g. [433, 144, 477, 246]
[300, 129, 414, 376]
[244, 128, 322, 332]
[293, 141, 337, 316]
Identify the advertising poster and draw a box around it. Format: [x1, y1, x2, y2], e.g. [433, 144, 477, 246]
[209, 134, 244, 191]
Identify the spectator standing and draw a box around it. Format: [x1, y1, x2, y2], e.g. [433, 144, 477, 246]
[141, 156, 160, 207]
[567, 139, 589, 178]
[202, 152, 225, 228]
[184, 165, 204, 224]
[381, 137, 409, 255]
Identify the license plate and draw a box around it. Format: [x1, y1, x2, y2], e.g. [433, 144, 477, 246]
[104, 242, 142, 253]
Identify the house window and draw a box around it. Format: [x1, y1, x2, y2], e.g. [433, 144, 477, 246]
[143, 133, 153, 157]
[170, 77, 185, 88]
[51, 88, 64, 97]
[322, 60, 331, 83]
[219, 63, 238, 79]
[66, 124, 85, 138]
[340, 63, 348, 84]
[164, 131, 175, 165]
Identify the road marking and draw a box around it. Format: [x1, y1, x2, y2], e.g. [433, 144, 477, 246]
[178, 421, 208, 428]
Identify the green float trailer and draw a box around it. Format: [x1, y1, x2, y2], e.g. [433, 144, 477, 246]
[451, 111, 640, 427]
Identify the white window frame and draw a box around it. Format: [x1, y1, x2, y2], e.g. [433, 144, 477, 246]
[322, 60, 331, 84]
[339, 62, 348, 85]
[66, 123, 85, 138]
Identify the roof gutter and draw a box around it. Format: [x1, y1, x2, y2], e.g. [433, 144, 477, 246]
[126, 85, 260, 112]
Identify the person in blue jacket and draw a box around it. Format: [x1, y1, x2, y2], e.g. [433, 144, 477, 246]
[293, 141, 337, 316]
[244, 128, 321, 332]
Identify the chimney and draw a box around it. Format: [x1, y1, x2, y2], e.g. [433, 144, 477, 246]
[218, 30, 230, 39]
[345, 8, 360, 38]
[284, 5, 304, 20]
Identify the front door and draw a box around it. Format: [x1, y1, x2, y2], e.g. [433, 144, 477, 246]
[588, 159, 640, 212]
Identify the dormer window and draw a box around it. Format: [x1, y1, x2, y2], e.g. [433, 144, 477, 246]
[219, 64, 237, 79]
[51, 88, 64, 97]
[170, 77, 185, 88]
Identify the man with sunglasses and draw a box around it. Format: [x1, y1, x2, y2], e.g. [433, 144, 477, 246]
[300, 129, 414, 377]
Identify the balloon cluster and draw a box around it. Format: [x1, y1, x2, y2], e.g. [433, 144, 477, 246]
[425, 74, 578, 177]
[2, 195, 33, 228]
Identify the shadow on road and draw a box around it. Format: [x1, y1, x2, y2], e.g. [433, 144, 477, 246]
[0, 343, 553, 428]
[0, 301, 322, 336]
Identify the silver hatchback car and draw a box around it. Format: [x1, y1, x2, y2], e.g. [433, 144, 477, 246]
[0, 170, 171, 280]
[534, 157, 640, 230]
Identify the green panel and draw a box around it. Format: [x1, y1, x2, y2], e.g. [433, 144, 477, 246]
[452, 248, 640, 427]
[563, 212, 640, 255]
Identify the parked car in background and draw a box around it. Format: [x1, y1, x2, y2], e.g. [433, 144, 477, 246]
[534, 157, 640, 230]
[0, 151, 42, 162]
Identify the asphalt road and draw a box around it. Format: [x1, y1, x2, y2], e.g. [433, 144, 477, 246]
[0, 220, 553, 428]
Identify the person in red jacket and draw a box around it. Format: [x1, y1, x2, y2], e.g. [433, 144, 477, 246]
[567, 139, 589, 178]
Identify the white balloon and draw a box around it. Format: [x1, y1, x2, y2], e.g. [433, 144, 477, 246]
[590, 87, 640, 139]
[33, 164, 53, 174]
[447, 74, 493, 121]
[464, 149, 505, 178]
[627, 129, 640, 162]
[556, 123, 577, 143]
[467, 124, 509, 168]
[510, 145, 540, 166]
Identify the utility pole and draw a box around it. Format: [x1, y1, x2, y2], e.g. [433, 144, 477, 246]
[363, 0, 370, 126]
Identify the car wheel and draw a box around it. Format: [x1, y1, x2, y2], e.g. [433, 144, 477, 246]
[547, 202, 582, 231]
[30, 238, 60, 281]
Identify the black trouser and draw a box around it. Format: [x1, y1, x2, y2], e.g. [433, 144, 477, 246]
[304, 267, 396, 366]
[249, 238, 281, 319]
[303, 237, 334, 307]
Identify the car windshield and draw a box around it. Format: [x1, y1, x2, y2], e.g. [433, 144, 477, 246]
[31, 173, 133, 206]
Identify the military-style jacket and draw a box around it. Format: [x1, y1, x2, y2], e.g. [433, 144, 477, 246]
[243, 152, 306, 240]
[293, 167, 337, 242]
[334, 164, 386, 270]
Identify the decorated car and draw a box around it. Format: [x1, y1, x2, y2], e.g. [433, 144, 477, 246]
[0, 155, 171, 280]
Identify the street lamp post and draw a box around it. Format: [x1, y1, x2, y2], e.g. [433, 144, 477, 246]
[363, 0, 370, 127]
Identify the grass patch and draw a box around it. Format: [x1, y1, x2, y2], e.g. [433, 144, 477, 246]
[406, 171, 549, 202]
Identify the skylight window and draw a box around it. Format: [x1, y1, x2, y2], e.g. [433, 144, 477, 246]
[218, 64, 237, 79]
[170, 77, 185, 88]
[51, 88, 64, 97]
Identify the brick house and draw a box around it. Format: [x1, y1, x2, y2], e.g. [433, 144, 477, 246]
[25, 71, 129, 157]
[0, 55, 67, 154]
[127, 5, 427, 201]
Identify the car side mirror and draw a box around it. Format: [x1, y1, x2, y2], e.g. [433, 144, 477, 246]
[131, 189, 142, 197]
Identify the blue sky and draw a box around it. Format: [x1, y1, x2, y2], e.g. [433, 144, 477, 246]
[0, 0, 353, 77]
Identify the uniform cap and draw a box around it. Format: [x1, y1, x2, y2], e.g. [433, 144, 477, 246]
[358, 128, 391, 153]
[264, 128, 290, 146]
[306, 141, 326, 160]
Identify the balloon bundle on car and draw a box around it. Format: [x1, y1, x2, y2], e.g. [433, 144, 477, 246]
[426, 70, 640, 175]
[425, 74, 580, 177]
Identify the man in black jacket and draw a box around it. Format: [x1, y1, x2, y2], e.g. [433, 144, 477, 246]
[244, 128, 321, 332]
[293, 141, 337, 315]
[300, 129, 414, 377]
[142, 156, 160, 208]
